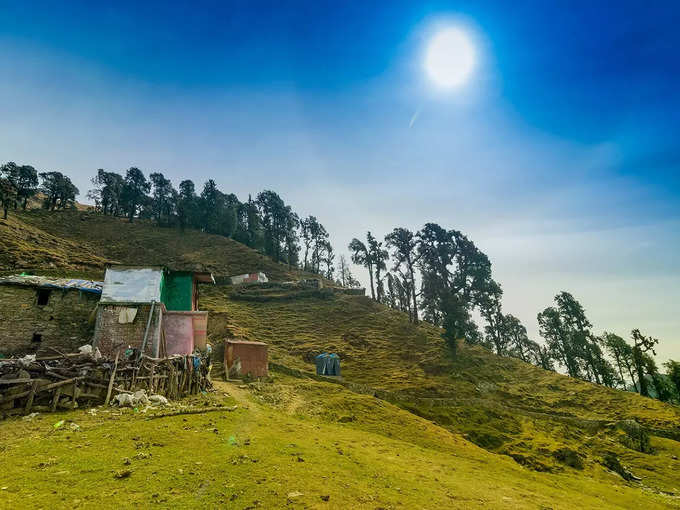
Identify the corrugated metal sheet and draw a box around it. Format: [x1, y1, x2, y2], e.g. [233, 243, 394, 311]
[101, 268, 163, 303]
[0, 275, 103, 294]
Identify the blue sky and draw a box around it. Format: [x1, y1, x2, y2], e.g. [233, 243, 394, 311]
[1, 1, 679, 359]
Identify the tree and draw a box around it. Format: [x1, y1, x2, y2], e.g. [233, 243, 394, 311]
[631, 328, 659, 397]
[244, 195, 264, 251]
[537, 292, 614, 384]
[120, 167, 150, 222]
[149, 172, 175, 226]
[319, 240, 335, 279]
[664, 360, 680, 400]
[38, 171, 79, 210]
[366, 232, 388, 303]
[504, 314, 533, 362]
[385, 227, 422, 323]
[282, 208, 300, 267]
[0, 175, 17, 219]
[176, 179, 197, 231]
[644, 354, 672, 402]
[257, 190, 291, 263]
[349, 237, 375, 299]
[198, 179, 221, 233]
[88, 169, 124, 215]
[602, 332, 637, 390]
[1, 163, 38, 210]
[526, 340, 555, 371]
[479, 281, 507, 355]
[417, 223, 494, 346]
[337, 255, 360, 288]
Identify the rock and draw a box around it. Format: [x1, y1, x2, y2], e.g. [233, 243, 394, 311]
[603, 452, 641, 481]
[320, 495, 330, 502]
[553, 447, 584, 470]
[616, 420, 653, 453]
[114, 469, 132, 479]
[149, 394, 169, 406]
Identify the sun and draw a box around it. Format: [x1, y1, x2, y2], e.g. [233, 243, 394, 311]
[424, 27, 476, 89]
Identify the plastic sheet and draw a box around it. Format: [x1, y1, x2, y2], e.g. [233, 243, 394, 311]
[101, 268, 163, 303]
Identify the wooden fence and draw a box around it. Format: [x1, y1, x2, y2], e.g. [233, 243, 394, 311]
[0, 351, 212, 418]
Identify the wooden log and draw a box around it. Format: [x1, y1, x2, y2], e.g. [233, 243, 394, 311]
[104, 351, 119, 406]
[146, 405, 237, 420]
[24, 381, 38, 412]
[0, 378, 33, 385]
[0, 390, 31, 405]
[71, 383, 78, 410]
[51, 388, 62, 412]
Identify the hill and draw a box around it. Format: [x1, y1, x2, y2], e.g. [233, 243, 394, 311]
[204, 284, 680, 495]
[1, 209, 679, 507]
[1, 210, 318, 281]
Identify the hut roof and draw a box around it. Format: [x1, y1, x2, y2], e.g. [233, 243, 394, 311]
[0, 275, 103, 294]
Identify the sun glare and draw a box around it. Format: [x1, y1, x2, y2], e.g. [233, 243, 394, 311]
[424, 27, 476, 89]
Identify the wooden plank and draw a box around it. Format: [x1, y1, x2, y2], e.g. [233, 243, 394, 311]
[0, 378, 33, 385]
[51, 388, 62, 412]
[104, 351, 120, 406]
[71, 383, 78, 409]
[24, 381, 38, 412]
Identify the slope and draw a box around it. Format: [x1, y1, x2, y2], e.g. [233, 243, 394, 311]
[2, 208, 680, 506]
[204, 284, 680, 497]
[2, 210, 315, 281]
[0, 378, 675, 509]
[0, 212, 109, 273]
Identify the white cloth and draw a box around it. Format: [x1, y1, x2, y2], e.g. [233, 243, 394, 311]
[118, 307, 138, 324]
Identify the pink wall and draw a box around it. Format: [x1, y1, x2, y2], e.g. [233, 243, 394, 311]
[163, 312, 195, 355]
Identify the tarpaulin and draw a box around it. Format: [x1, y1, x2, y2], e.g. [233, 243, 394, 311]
[101, 268, 163, 303]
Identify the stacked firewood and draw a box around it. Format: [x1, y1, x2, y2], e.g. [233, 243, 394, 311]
[0, 351, 212, 418]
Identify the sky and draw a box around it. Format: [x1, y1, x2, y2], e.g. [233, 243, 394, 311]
[1, 1, 679, 361]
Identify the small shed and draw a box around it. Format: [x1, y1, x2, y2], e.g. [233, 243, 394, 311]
[230, 272, 268, 285]
[315, 353, 341, 377]
[93, 266, 213, 358]
[225, 339, 268, 378]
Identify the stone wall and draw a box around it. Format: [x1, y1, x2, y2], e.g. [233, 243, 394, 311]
[0, 285, 99, 356]
[92, 303, 163, 357]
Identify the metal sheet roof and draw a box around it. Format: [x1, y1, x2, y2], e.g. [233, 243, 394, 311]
[101, 267, 162, 303]
[0, 275, 103, 294]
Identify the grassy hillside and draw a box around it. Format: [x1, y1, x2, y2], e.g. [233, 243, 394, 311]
[0, 212, 109, 273]
[1, 210, 317, 280]
[2, 208, 680, 507]
[0, 378, 676, 509]
[203, 284, 680, 497]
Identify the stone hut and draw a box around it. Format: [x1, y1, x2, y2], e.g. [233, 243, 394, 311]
[92, 266, 213, 358]
[0, 275, 102, 356]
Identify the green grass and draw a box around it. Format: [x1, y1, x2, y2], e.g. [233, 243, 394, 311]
[1, 378, 676, 509]
[202, 285, 680, 496]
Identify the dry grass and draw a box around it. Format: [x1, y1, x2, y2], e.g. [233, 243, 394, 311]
[6, 210, 321, 280]
[203, 284, 680, 494]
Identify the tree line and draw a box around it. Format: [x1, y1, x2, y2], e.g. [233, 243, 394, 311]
[0, 162, 79, 219]
[86, 167, 362, 284]
[349, 226, 680, 404]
